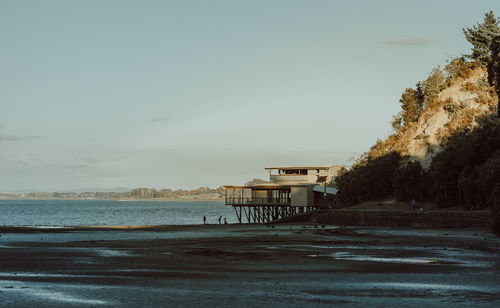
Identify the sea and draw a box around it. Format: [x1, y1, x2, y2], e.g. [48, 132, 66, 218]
[0, 200, 235, 227]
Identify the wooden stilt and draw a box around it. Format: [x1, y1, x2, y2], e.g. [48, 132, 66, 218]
[234, 206, 241, 223]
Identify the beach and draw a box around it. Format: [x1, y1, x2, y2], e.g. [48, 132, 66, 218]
[0, 224, 499, 307]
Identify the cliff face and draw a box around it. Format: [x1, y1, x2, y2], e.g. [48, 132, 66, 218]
[368, 62, 497, 169]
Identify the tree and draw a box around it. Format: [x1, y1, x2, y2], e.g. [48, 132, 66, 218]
[463, 11, 500, 66]
[399, 88, 421, 125]
[391, 112, 404, 132]
[489, 35, 500, 117]
[421, 67, 445, 106]
[463, 11, 500, 117]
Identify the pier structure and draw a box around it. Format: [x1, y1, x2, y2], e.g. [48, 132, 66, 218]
[225, 166, 340, 223]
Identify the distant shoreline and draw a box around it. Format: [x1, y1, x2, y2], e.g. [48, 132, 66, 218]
[0, 197, 224, 202]
[117, 198, 224, 202]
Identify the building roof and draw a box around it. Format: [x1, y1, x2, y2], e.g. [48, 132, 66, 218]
[224, 183, 315, 189]
[312, 185, 338, 195]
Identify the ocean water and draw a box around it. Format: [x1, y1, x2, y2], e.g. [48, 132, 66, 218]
[0, 200, 235, 226]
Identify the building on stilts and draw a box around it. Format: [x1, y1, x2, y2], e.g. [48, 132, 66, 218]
[225, 166, 341, 223]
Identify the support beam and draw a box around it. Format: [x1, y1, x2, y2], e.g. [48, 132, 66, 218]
[231, 204, 319, 224]
[234, 206, 242, 223]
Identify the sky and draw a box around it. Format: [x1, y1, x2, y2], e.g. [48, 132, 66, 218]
[0, 0, 498, 191]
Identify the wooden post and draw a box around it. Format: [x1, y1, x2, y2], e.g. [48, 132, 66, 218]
[234, 206, 241, 223]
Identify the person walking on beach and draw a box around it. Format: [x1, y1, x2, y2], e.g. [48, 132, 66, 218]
[224, 217, 227, 224]
[218, 216, 222, 224]
[203, 216, 206, 224]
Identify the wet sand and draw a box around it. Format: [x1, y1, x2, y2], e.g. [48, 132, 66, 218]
[0, 224, 499, 307]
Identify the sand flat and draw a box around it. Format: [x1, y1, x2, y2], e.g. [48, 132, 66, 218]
[0, 224, 499, 307]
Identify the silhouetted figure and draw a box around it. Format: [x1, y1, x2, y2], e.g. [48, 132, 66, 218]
[224, 217, 227, 224]
[218, 216, 222, 224]
[203, 216, 206, 224]
[411, 199, 416, 211]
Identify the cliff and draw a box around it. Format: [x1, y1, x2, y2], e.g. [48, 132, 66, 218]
[367, 60, 497, 169]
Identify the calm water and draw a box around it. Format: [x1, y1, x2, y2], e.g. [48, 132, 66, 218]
[0, 200, 235, 226]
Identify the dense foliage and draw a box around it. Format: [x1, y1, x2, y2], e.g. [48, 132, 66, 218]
[336, 116, 500, 210]
[336, 153, 430, 206]
[393, 161, 429, 201]
[429, 117, 500, 209]
[335, 152, 401, 206]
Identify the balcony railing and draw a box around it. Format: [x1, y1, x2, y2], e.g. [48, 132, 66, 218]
[225, 197, 291, 206]
[269, 175, 310, 183]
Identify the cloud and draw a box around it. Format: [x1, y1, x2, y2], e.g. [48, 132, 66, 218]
[146, 117, 168, 123]
[0, 124, 45, 142]
[381, 36, 439, 47]
[0, 134, 45, 141]
[81, 157, 121, 164]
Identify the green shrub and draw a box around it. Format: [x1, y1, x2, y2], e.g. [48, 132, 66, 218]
[445, 58, 482, 84]
[443, 99, 459, 114]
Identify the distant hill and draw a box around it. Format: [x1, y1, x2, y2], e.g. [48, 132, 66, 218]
[0, 186, 225, 201]
[245, 179, 269, 185]
[124, 187, 224, 200]
[0, 187, 131, 194]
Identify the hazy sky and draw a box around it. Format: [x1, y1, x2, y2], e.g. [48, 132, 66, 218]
[0, 0, 498, 191]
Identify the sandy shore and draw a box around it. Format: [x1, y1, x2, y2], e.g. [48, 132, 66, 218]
[0, 224, 499, 307]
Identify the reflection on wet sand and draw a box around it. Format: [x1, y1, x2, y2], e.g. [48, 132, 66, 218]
[1, 280, 109, 306]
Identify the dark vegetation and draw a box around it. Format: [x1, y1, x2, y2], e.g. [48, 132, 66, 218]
[335, 152, 402, 205]
[429, 117, 500, 209]
[334, 12, 500, 235]
[336, 117, 499, 209]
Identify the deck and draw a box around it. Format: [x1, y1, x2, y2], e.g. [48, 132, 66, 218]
[225, 197, 330, 223]
[225, 197, 291, 206]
